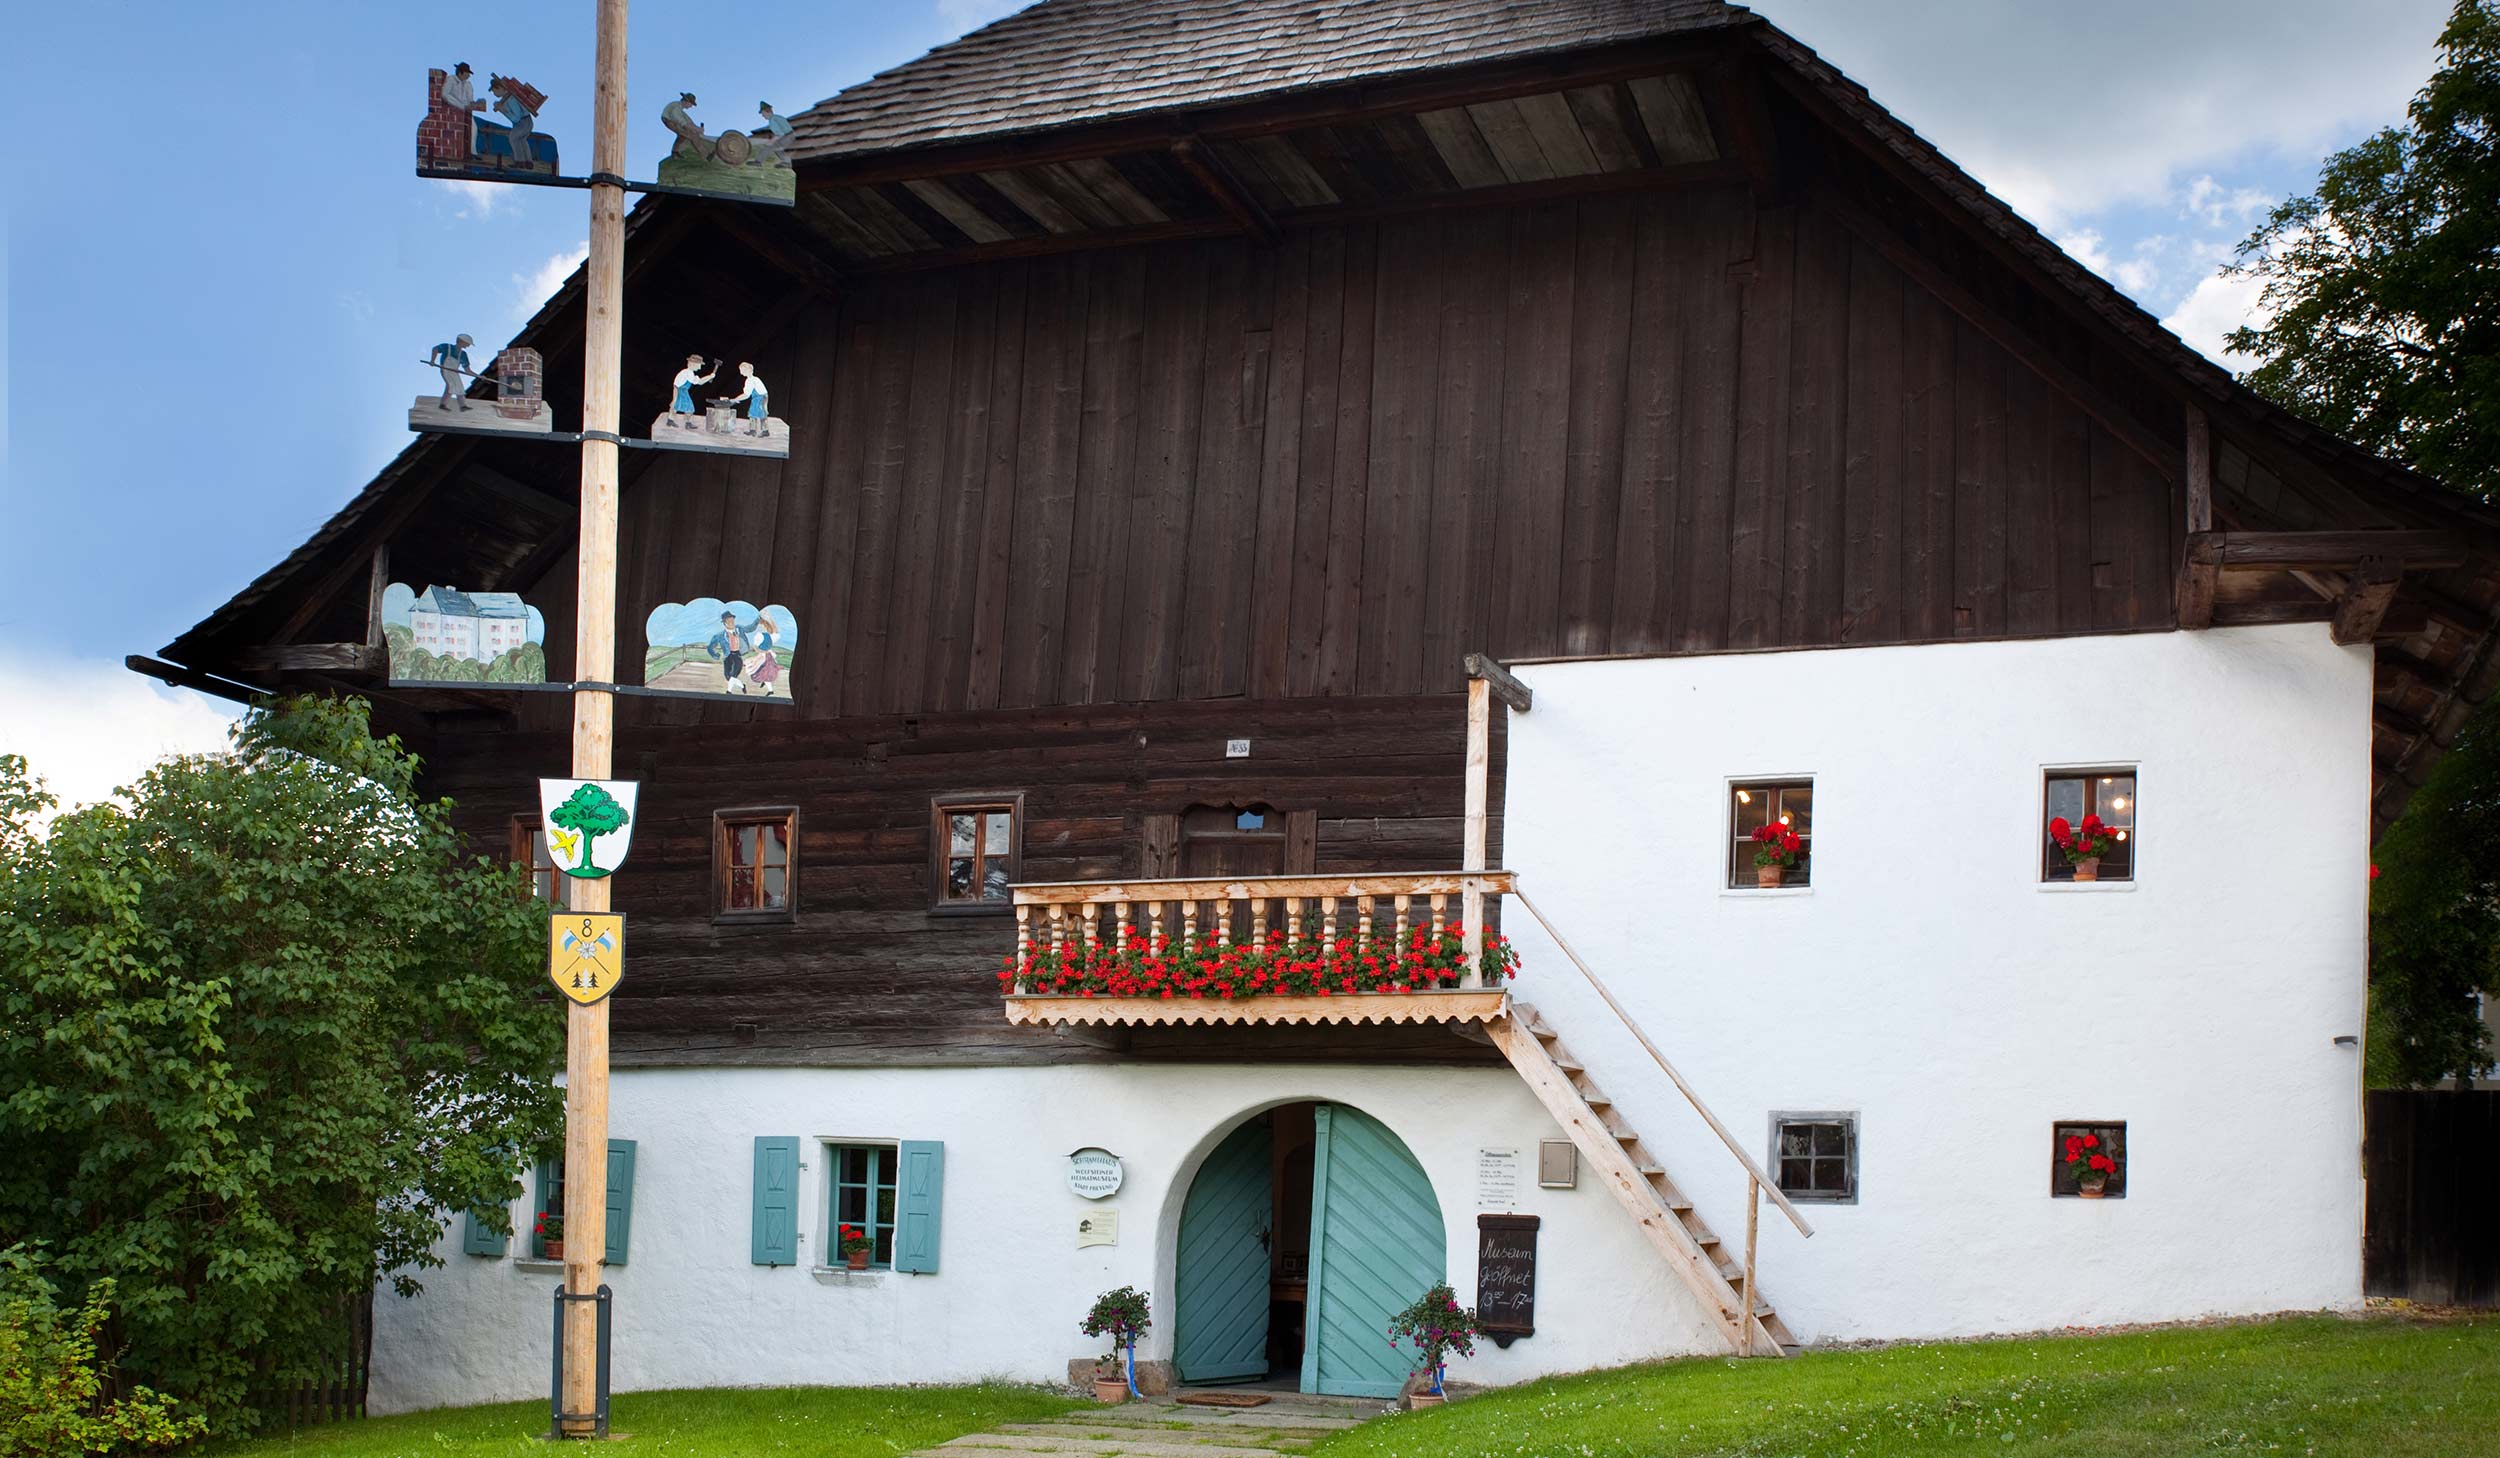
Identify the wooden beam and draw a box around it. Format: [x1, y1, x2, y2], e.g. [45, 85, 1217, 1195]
[2215, 529, 2466, 572]
[2175, 531, 2222, 630]
[1171, 137, 1279, 245]
[230, 642, 385, 675]
[1464, 653, 1534, 712]
[2184, 404, 2213, 533]
[1704, 57, 1778, 196]
[710, 204, 846, 299]
[364, 546, 390, 648]
[124, 654, 269, 707]
[1814, 188, 2179, 481]
[2332, 557, 2405, 646]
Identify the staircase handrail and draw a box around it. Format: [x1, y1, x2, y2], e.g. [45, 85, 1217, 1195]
[1513, 886, 1814, 1237]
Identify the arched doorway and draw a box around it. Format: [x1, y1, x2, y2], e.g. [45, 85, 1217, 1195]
[1172, 1103, 1443, 1397]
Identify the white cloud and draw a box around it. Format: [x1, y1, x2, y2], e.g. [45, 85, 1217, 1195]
[514, 242, 590, 323]
[2182, 175, 2276, 231]
[1750, 0, 2446, 229]
[2051, 228, 2167, 301]
[2161, 267, 2273, 371]
[434, 177, 503, 220]
[0, 653, 237, 824]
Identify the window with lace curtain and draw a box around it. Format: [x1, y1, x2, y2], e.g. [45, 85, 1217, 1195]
[715, 807, 797, 922]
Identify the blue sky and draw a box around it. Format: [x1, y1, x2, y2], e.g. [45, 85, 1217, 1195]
[0, 0, 2459, 808]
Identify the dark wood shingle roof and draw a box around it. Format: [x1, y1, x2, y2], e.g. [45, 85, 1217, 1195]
[787, 0, 1744, 161]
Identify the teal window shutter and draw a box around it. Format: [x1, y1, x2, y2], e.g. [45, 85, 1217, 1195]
[604, 1139, 637, 1266]
[752, 1136, 801, 1266]
[462, 1206, 509, 1257]
[894, 1141, 944, 1274]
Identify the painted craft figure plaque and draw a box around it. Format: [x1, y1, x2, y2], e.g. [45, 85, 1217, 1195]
[648, 356, 789, 456]
[643, 598, 796, 699]
[410, 342, 552, 434]
[382, 583, 547, 683]
[417, 64, 559, 179]
[654, 93, 798, 203]
[538, 779, 640, 880]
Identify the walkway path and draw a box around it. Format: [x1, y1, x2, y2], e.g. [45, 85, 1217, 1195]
[922, 1393, 1386, 1458]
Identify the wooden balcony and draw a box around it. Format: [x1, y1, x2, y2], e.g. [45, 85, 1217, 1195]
[1004, 871, 1516, 1028]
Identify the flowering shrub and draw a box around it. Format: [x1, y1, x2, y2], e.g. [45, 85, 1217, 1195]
[1387, 1283, 1480, 1389]
[1081, 1286, 1152, 1379]
[1000, 925, 1520, 998]
[836, 1224, 872, 1259]
[2047, 814, 2120, 864]
[2063, 1131, 2118, 1188]
[1750, 822, 1804, 869]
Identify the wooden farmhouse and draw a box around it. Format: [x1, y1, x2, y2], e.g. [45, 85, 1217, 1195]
[141, 0, 2500, 1411]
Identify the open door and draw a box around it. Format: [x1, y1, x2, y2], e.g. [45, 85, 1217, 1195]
[1302, 1105, 1444, 1397]
[1173, 1116, 1272, 1384]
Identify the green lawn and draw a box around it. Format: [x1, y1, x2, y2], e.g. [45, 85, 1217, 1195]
[211, 1383, 1079, 1458]
[1317, 1314, 2500, 1458]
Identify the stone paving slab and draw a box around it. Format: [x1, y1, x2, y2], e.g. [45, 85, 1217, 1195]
[1059, 1405, 1365, 1430]
[993, 1422, 1316, 1451]
[941, 1431, 1289, 1458]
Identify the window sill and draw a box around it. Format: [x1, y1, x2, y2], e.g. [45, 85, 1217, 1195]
[513, 1258, 565, 1274]
[1720, 885, 1813, 898]
[712, 910, 798, 929]
[927, 901, 1016, 919]
[810, 1266, 889, 1286]
[2037, 880, 2137, 893]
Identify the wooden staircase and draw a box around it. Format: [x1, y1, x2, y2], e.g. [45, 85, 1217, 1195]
[1486, 1001, 1801, 1356]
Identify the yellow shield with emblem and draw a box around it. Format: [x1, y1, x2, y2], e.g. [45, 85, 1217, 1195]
[548, 912, 626, 1006]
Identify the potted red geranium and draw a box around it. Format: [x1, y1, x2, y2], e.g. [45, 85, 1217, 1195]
[837, 1224, 873, 1271]
[2063, 1131, 2118, 1198]
[1749, 822, 1804, 888]
[534, 1212, 563, 1260]
[2048, 813, 2121, 881]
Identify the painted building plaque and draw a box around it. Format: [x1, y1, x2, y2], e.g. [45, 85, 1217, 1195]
[538, 779, 640, 880]
[383, 583, 546, 684]
[1067, 1148, 1124, 1200]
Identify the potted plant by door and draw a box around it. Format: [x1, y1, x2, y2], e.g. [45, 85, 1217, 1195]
[2063, 1131, 2118, 1198]
[534, 1212, 563, 1260]
[2048, 814, 2121, 881]
[1080, 1286, 1151, 1403]
[837, 1224, 873, 1271]
[1387, 1283, 1481, 1410]
[1749, 822, 1805, 888]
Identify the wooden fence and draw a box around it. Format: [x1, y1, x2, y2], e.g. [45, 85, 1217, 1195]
[251, 1286, 375, 1430]
[2364, 1089, 2500, 1307]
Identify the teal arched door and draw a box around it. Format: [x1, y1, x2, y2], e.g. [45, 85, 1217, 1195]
[1173, 1115, 1273, 1384]
[1301, 1105, 1445, 1398]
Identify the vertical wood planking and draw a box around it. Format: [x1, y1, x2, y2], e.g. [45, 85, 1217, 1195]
[839, 297, 919, 716]
[1116, 245, 1210, 702]
[1608, 193, 1683, 653]
[1178, 245, 1262, 700]
[1558, 197, 1636, 655]
[1953, 321, 2008, 635]
[882, 278, 962, 712]
[1059, 251, 1148, 704]
[1674, 189, 1744, 651]
[1357, 216, 1444, 694]
[1424, 210, 1509, 680]
[1781, 207, 1851, 646]
[1727, 203, 1795, 648]
[2001, 358, 2058, 636]
[796, 309, 880, 714]
[1900, 280, 1958, 639]
[762, 301, 848, 698]
[2047, 389, 2096, 632]
[1313, 224, 1379, 698]
[1001, 255, 1092, 707]
[1492, 204, 1576, 658]
[1249, 234, 1312, 699]
[1285, 228, 1350, 697]
[964, 263, 1033, 708]
[1840, 240, 1904, 643]
[922, 271, 1003, 710]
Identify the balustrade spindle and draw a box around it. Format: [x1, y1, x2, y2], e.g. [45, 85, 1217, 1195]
[1015, 905, 1031, 990]
[1393, 893, 1410, 945]
[1115, 901, 1132, 949]
[1182, 899, 1198, 943]
[1252, 897, 1269, 945]
[1356, 894, 1373, 948]
[1321, 896, 1338, 946]
[1217, 899, 1234, 945]
[1082, 905, 1099, 949]
[1048, 904, 1065, 958]
[1148, 901, 1164, 947]
[1429, 893, 1446, 938]
[1283, 897, 1301, 949]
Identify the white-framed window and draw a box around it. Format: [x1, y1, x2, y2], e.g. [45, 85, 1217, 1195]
[1729, 777, 1814, 888]
[2042, 766, 2136, 882]
[821, 1140, 901, 1268]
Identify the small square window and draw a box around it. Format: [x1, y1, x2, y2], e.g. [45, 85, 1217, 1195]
[714, 807, 798, 922]
[825, 1142, 900, 1267]
[1769, 1112, 1856, 1204]
[2052, 1121, 2127, 1198]
[930, 793, 1023, 914]
[2044, 769, 2134, 882]
[511, 816, 563, 905]
[1731, 779, 1813, 888]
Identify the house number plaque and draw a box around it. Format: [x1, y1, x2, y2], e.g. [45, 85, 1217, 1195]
[1067, 1147, 1124, 1199]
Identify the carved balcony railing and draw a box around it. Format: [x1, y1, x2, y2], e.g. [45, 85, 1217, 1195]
[1002, 870, 1516, 1026]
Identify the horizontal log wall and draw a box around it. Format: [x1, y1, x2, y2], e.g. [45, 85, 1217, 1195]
[509, 183, 2178, 736]
[427, 695, 1506, 1066]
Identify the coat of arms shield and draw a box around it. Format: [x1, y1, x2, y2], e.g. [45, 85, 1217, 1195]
[538, 778, 641, 880]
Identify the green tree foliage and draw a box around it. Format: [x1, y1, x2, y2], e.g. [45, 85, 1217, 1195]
[0, 1249, 202, 1456]
[2226, 0, 2500, 495]
[2226, 2, 2500, 1085]
[549, 781, 630, 875]
[0, 699, 563, 1437]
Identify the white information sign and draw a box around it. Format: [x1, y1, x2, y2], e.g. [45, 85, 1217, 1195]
[1077, 1209, 1119, 1248]
[1475, 1147, 1522, 1210]
[1068, 1147, 1125, 1200]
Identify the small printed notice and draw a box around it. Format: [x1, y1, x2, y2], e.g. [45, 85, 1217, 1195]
[1077, 1210, 1119, 1249]
[1475, 1147, 1522, 1210]
[1067, 1148, 1125, 1200]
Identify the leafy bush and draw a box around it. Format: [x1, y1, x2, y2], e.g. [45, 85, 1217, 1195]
[0, 1248, 202, 1456]
[1080, 1287, 1151, 1379]
[0, 699, 563, 1437]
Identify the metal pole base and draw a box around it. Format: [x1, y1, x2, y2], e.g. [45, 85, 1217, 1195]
[549, 1284, 613, 1439]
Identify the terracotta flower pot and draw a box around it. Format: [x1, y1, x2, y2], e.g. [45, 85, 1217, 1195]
[2073, 857, 2102, 883]
[542, 1239, 563, 1260]
[846, 1249, 871, 1271]
[2078, 1173, 2109, 1199]
[1407, 1393, 1446, 1410]
[1755, 864, 1786, 889]
[1093, 1377, 1128, 1404]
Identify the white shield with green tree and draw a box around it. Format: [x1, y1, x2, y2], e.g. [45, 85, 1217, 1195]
[537, 778, 640, 880]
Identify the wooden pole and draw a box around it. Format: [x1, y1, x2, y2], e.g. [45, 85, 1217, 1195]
[1460, 675, 1490, 988]
[1740, 1176, 1761, 1356]
[560, 0, 628, 1435]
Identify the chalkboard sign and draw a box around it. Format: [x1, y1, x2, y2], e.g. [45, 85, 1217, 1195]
[1475, 1214, 1539, 1346]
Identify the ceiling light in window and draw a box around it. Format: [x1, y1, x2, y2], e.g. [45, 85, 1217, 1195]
[2115, 830, 2129, 842]
[1736, 789, 1752, 804]
[1778, 812, 1792, 825]
[2111, 796, 2130, 811]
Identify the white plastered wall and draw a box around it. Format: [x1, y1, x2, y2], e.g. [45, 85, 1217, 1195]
[1499, 623, 2373, 1343]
